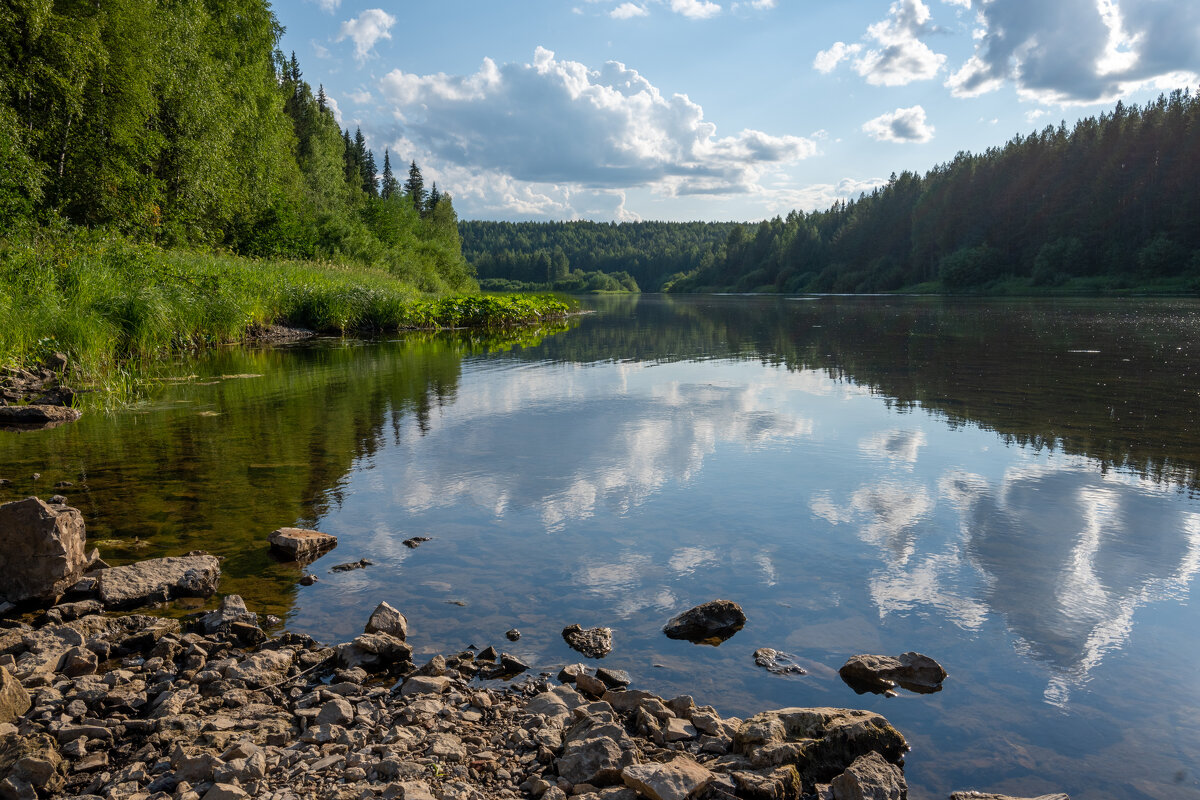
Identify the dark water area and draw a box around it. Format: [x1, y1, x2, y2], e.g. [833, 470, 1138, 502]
[3, 295, 1200, 799]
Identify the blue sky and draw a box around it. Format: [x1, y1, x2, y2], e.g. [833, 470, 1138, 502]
[278, 0, 1200, 222]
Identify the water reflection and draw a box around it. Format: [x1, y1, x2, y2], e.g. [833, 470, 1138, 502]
[955, 463, 1200, 705]
[1, 296, 1199, 799]
[384, 369, 815, 531]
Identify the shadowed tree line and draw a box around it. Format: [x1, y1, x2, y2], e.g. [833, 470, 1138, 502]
[678, 91, 1200, 293]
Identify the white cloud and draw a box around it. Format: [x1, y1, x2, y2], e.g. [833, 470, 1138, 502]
[768, 177, 889, 213]
[338, 9, 396, 62]
[817, 0, 947, 86]
[378, 47, 816, 198]
[813, 42, 863, 74]
[323, 93, 344, 125]
[946, 0, 1200, 104]
[347, 89, 373, 104]
[669, 0, 721, 19]
[611, 2, 648, 18]
[310, 0, 340, 11]
[863, 105, 935, 143]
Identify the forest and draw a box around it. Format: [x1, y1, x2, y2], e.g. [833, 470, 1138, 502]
[0, 0, 469, 290]
[459, 220, 737, 292]
[464, 91, 1200, 295]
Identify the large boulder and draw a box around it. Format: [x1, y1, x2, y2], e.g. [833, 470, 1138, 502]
[267, 527, 337, 563]
[733, 708, 907, 792]
[839, 653, 946, 695]
[0, 497, 89, 605]
[663, 600, 746, 645]
[96, 554, 220, 609]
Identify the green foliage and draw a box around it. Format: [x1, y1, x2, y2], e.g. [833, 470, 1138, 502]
[0, 0, 474, 293]
[0, 229, 567, 385]
[460, 220, 737, 292]
[939, 245, 1000, 292]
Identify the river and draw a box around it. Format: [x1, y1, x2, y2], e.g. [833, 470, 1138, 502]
[2, 294, 1199, 799]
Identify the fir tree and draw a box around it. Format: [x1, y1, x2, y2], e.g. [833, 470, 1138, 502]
[426, 182, 441, 213]
[317, 84, 327, 114]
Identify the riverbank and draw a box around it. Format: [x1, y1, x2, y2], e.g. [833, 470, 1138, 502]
[0, 230, 573, 403]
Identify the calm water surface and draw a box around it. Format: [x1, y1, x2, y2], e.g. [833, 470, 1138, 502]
[3, 295, 1200, 799]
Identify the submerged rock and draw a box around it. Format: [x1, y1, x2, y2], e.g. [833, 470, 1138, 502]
[402, 536, 432, 549]
[96, 554, 221, 609]
[267, 527, 337, 562]
[0, 497, 89, 605]
[562, 624, 614, 659]
[330, 559, 372, 572]
[839, 652, 947, 695]
[663, 600, 746, 645]
[754, 647, 807, 676]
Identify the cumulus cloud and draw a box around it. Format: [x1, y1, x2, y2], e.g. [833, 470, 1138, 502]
[310, 0, 339, 11]
[338, 9, 396, 62]
[946, 0, 1200, 103]
[863, 105, 935, 142]
[669, 0, 721, 18]
[378, 47, 816, 196]
[611, 2, 649, 18]
[817, 0, 947, 86]
[813, 42, 863, 74]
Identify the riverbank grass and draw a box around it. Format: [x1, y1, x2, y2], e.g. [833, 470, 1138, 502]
[0, 231, 572, 382]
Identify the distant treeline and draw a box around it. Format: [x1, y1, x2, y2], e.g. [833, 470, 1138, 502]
[459, 220, 738, 291]
[0, 0, 472, 292]
[465, 92, 1200, 294]
[676, 90, 1200, 293]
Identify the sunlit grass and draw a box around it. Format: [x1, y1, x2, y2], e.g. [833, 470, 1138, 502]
[0, 229, 574, 392]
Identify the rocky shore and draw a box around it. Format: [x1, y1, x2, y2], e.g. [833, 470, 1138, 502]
[0, 497, 1067, 800]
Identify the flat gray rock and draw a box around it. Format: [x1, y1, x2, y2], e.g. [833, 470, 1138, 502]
[97, 555, 221, 609]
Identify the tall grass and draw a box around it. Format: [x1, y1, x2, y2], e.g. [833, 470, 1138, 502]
[0, 228, 572, 385]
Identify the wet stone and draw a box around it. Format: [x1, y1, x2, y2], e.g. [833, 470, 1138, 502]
[562, 625, 614, 659]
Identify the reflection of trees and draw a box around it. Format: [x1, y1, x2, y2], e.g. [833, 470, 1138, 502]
[0, 326, 568, 618]
[531, 296, 1200, 489]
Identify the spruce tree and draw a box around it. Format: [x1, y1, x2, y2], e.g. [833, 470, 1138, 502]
[426, 182, 441, 214]
[404, 160, 426, 212]
[317, 84, 327, 114]
[362, 148, 378, 197]
[381, 150, 398, 200]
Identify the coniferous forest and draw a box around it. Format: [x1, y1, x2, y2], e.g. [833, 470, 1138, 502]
[464, 91, 1200, 294]
[0, 0, 469, 291]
